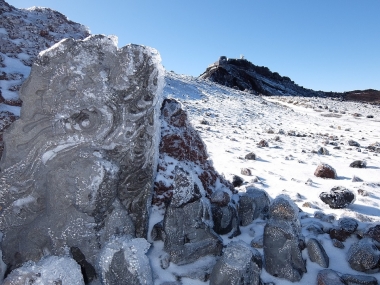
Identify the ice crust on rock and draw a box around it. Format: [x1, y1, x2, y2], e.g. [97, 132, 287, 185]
[98, 235, 153, 285]
[0, 34, 164, 279]
[3, 256, 84, 285]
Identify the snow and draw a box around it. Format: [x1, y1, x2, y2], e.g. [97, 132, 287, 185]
[146, 71, 380, 284]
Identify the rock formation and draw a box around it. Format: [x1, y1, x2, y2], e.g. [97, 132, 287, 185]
[0, 35, 164, 283]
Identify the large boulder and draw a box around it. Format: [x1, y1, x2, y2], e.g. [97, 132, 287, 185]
[209, 241, 262, 285]
[307, 238, 329, 268]
[316, 269, 345, 285]
[314, 163, 337, 179]
[263, 195, 306, 282]
[0, 35, 164, 278]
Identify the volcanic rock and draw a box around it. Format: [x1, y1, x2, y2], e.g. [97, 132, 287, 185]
[209, 241, 262, 285]
[232, 175, 244, 187]
[347, 238, 380, 273]
[307, 238, 329, 268]
[320, 186, 355, 209]
[341, 274, 379, 285]
[316, 269, 345, 285]
[350, 160, 367, 168]
[238, 187, 270, 226]
[348, 140, 361, 147]
[0, 35, 164, 277]
[245, 152, 256, 160]
[314, 163, 337, 179]
[365, 225, 380, 243]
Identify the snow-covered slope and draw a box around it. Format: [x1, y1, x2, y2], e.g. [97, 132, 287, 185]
[152, 71, 380, 284]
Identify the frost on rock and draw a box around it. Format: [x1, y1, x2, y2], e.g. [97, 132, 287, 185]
[0, 34, 164, 280]
[98, 236, 153, 285]
[3, 256, 84, 285]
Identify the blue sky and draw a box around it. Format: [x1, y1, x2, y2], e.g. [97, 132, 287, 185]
[7, 0, 380, 92]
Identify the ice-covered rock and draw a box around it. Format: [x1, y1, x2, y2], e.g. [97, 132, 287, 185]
[98, 236, 153, 285]
[238, 187, 270, 226]
[3, 256, 84, 285]
[347, 238, 380, 273]
[316, 269, 345, 285]
[320, 186, 355, 209]
[263, 195, 306, 282]
[211, 203, 240, 236]
[341, 274, 379, 285]
[307, 238, 329, 268]
[209, 241, 262, 285]
[0, 35, 164, 278]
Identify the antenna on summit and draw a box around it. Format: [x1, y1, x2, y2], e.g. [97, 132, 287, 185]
[240, 54, 244, 59]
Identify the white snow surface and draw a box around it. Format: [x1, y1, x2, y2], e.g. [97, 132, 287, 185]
[147, 71, 380, 284]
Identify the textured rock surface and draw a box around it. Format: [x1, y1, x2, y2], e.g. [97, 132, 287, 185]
[320, 186, 355, 209]
[209, 241, 262, 285]
[341, 274, 379, 285]
[263, 195, 306, 282]
[0, 35, 164, 277]
[317, 269, 345, 285]
[307, 238, 329, 268]
[3, 256, 84, 285]
[350, 160, 367, 168]
[211, 203, 239, 236]
[314, 163, 337, 179]
[347, 238, 380, 273]
[238, 187, 270, 226]
[98, 236, 153, 285]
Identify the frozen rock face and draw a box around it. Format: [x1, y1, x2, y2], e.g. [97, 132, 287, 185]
[0, 35, 164, 276]
[263, 195, 306, 282]
[209, 241, 262, 285]
[3, 256, 84, 285]
[0, 0, 89, 158]
[307, 238, 329, 268]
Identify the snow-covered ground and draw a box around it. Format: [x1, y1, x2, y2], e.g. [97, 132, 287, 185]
[148, 71, 380, 284]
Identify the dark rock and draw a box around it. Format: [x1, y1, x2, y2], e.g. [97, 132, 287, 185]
[232, 175, 244, 187]
[350, 160, 367, 168]
[341, 274, 379, 285]
[330, 227, 352, 242]
[347, 238, 380, 273]
[306, 222, 324, 235]
[258, 139, 269, 147]
[358, 189, 369, 196]
[339, 217, 358, 234]
[307, 238, 329, 268]
[317, 269, 345, 285]
[314, 211, 336, 223]
[332, 239, 345, 249]
[241, 167, 252, 176]
[320, 186, 355, 209]
[163, 199, 223, 265]
[211, 204, 239, 236]
[352, 176, 364, 182]
[264, 196, 306, 282]
[245, 152, 256, 160]
[348, 140, 361, 147]
[70, 247, 97, 283]
[314, 163, 337, 179]
[209, 241, 262, 285]
[317, 147, 330, 155]
[366, 115, 374, 119]
[238, 187, 270, 226]
[151, 222, 165, 241]
[365, 225, 380, 243]
[0, 36, 164, 276]
[210, 190, 230, 207]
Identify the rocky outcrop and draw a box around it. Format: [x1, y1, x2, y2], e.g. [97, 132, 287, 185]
[0, 35, 164, 282]
[0, 0, 89, 158]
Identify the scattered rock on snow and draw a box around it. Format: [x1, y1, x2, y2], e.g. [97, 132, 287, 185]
[341, 273, 379, 285]
[232, 175, 244, 187]
[241, 168, 253, 176]
[348, 140, 361, 147]
[314, 163, 337, 179]
[352, 175, 364, 182]
[350, 160, 367, 168]
[317, 147, 330, 155]
[320, 186, 355, 209]
[245, 152, 256, 160]
[257, 139, 269, 147]
[316, 269, 345, 285]
[332, 239, 345, 249]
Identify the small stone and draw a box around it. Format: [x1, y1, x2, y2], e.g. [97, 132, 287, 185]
[257, 139, 269, 147]
[366, 115, 374, 118]
[317, 147, 330, 155]
[232, 175, 244, 187]
[350, 160, 367, 168]
[305, 178, 313, 186]
[348, 140, 360, 147]
[332, 239, 345, 249]
[210, 190, 230, 207]
[358, 189, 369, 196]
[306, 223, 324, 235]
[364, 225, 380, 243]
[352, 176, 363, 182]
[314, 163, 337, 179]
[329, 227, 352, 242]
[241, 168, 252, 176]
[307, 238, 329, 268]
[245, 152, 256, 160]
[339, 217, 358, 234]
[250, 236, 263, 248]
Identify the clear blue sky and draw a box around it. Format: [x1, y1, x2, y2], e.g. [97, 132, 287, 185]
[7, 0, 380, 92]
